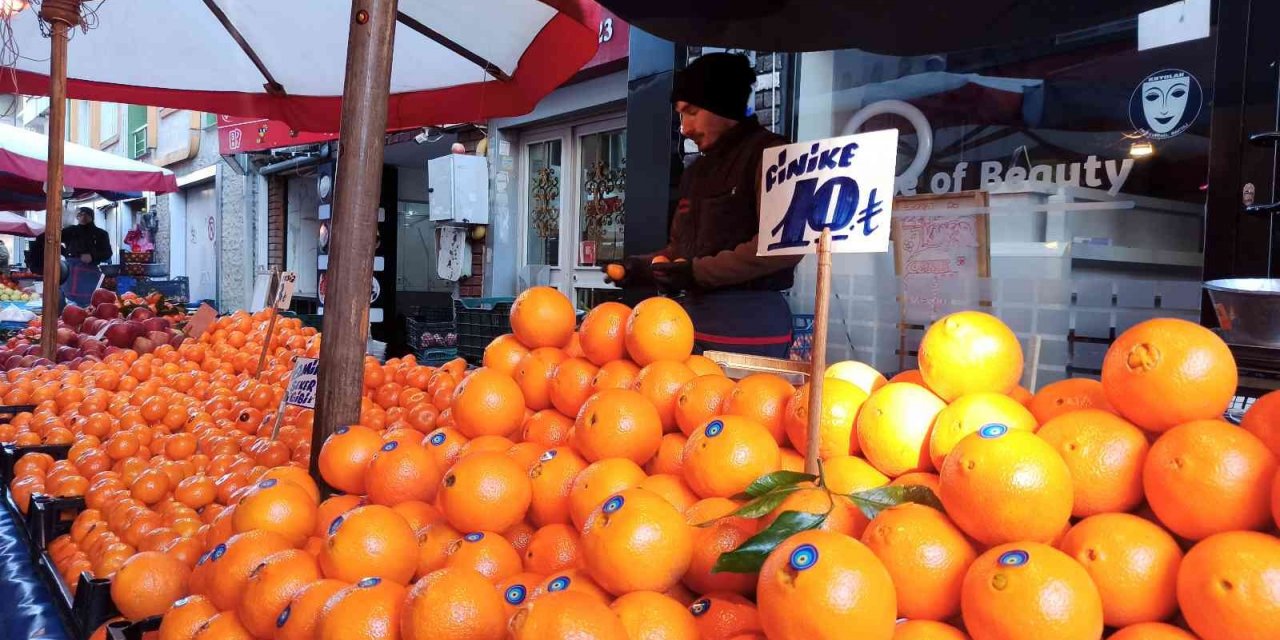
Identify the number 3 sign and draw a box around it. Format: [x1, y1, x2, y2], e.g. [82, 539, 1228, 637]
[757, 129, 899, 256]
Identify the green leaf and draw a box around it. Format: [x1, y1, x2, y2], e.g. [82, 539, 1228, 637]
[730, 486, 805, 520]
[739, 471, 817, 498]
[848, 485, 944, 521]
[711, 510, 827, 574]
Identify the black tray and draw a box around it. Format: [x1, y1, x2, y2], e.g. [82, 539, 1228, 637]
[106, 615, 160, 640]
[1, 442, 71, 490]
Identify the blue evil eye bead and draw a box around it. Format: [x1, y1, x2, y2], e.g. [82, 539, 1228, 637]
[429, 432, 446, 446]
[196, 551, 211, 566]
[276, 604, 292, 628]
[382, 441, 399, 452]
[602, 495, 625, 514]
[979, 423, 1009, 439]
[258, 478, 278, 489]
[210, 544, 227, 561]
[328, 515, 345, 536]
[464, 532, 485, 542]
[690, 598, 710, 616]
[505, 584, 528, 605]
[789, 544, 819, 571]
[335, 425, 350, 435]
[539, 449, 557, 462]
[174, 596, 197, 608]
[358, 577, 382, 588]
[704, 420, 724, 438]
[548, 576, 571, 592]
[998, 550, 1030, 567]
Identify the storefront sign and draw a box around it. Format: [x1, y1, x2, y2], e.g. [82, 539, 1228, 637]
[1129, 69, 1202, 140]
[217, 115, 337, 154]
[758, 129, 898, 256]
[284, 357, 319, 409]
[922, 156, 1135, 198]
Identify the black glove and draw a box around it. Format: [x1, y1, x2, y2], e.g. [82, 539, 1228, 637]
[652, 260, 697, 294]
[602, 256, 653, 288]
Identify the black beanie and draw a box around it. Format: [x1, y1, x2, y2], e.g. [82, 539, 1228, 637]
[671, 52, 755, 121]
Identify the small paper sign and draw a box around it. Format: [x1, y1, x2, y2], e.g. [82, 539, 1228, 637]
[274, 271, 297, 310]
[284, 356, 319, 409]
[757, 129, 899, 256]
[184, 303, 218, 339]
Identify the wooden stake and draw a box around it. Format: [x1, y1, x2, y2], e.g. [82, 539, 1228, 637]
[310, 0, 399, 492]
[804, 229, 833, 475]
[39, 16, 72, 362]
[256, 270, 280, 379]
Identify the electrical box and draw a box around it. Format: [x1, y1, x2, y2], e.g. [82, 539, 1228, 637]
[428, 154, 489, 224]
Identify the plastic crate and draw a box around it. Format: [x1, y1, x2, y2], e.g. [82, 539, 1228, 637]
[35, 546, 118, 640]
[107, 616, 160, 640]
[121, 277, 190, 304]
[419, 348, 459, 367]
[1, 440, 69, 491]
[406, 317, 457, 354]
[454, 297, 514, 365]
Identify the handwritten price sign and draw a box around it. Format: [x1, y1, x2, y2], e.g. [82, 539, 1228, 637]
[757, 129, 899, 256]
[284, 357, 319, 409]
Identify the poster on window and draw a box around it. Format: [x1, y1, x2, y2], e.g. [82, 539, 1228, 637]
[891, 191, 991, 324]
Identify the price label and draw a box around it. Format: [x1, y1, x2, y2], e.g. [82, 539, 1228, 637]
[284, 356, 319, 409]
[757, 129, 898, 256]
[274, 271, 297, 310]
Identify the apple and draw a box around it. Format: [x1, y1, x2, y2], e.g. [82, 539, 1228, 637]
[103, 346, 122, 357]
[104, 322, 135, 349]
[90, 288, 117, 306]
[81, 317, 105, 336]
[55, 327, 78, 347]
[131, 336, 155, 354]
[3, 355, 21, 370]
[128, 307, 156, 322]
[22, 345, 40, 356]
[168, 333, 186, 348]
[55, 346, 79, 363]
[18, 355, 37, 368]
[141, 317, 170, 334]
[147, 330, 172, 346]
[60, 304, 87, 328]
[31, 358, 52, 368]
[94, 303, 119, 320]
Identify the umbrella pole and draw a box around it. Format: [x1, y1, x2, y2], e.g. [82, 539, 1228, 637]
[38, 1, 83, 362]
[310, 0, 399, 492]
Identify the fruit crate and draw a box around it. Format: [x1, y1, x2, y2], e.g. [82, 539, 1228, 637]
[28, 494, 84, 550]
[35, 548, 119, 640]
[454, 297, 514, 365]
[406, 316, 457, 355]
[1, 440, 69, 491]
[107, 616, 159, 640]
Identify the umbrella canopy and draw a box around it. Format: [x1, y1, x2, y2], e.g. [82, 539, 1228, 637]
[0, 211, 43, 237]
[595, 0, 1171, 54]
[3, 0, 599, 133]
[0, 122, 177, 196]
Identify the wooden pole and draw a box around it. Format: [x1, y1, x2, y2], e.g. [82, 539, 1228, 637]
[256, 270, 280, 378]
[38, 1, 82, 362]
[804, 229, 833, 475]
[310, 0, 398, 490]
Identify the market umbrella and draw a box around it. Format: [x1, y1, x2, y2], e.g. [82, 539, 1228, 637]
[0, 121, 177, 198]
[595, 0, 1171, 54]
[0, 211, 43, 237]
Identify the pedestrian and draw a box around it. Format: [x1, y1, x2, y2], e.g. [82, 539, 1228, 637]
[61, 207, 111, 306]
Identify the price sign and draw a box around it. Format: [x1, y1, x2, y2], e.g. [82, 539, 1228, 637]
[284, 356, 319, 409]
[757, 129, 899, 256]
[274, 271, 297, 310]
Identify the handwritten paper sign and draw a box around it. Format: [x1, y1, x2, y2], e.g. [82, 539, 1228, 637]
[284, 357, 319, 409]
[891, 191, 991, 323]
[275, 271, 297, 310]
[758, 129, 899, 256]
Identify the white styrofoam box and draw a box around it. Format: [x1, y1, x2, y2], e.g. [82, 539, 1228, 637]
[428, 154, 490, 224]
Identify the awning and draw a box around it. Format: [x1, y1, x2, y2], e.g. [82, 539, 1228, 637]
[0, 123, 178, 197]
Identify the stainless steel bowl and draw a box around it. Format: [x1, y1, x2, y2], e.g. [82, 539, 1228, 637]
[1204, 278, 1280, 347]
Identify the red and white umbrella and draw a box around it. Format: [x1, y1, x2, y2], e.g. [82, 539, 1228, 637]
[0, 211, 43, 237]
[3, 0, 600, 132]
[0, 122, 177, 198]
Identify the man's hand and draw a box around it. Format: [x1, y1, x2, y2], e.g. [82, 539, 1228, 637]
[651, 260, 696, 293]
[602, 256, 653, 288]
[79, 253, 92, 264]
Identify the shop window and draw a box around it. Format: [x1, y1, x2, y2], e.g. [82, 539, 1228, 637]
[98, 102, 119, 147]
[526, 139, 562, 267]
[578, 129, 626, 265]
[127, 105, 148, 159]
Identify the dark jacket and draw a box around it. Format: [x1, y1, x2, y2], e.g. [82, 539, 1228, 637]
[654, 118, 802, 291]
[62, 223, 112, 264]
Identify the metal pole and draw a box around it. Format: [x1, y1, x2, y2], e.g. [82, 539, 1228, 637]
[310, 0, 398, 491]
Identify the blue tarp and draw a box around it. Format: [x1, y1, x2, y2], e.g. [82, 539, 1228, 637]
[0, 502, 70, 639]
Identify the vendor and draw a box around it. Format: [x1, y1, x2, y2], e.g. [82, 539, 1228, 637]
[605, 53, 801, 357]
[63, 207, 112, 266]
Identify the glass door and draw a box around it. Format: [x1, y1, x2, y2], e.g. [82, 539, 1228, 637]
[521, 132, 569, 292]
[569, 117, 627, 308]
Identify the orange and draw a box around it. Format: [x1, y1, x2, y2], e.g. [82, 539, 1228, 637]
[524, 523, 582, 575]
[204, 530, 295, 611]
[682, 416, 780, 498]
[783, 378, 867, 460]
[1027, 378, 1114, 424]
[593, 359, 642, 392]
[572, 389, 663, 465]
[760, 485, 867, 537]
[158, 594, 218, 640]
[1179, 531, 1280, 640]
[314, 494, 364, 538]
[722, 373, 794, 445]
[317, 577, 406, 640]
[366, 440, 442, 506]
[438, 451, 531, 533]
[510, 286, 576, 349]
[444, 531, 522, 582]
[317, 424, 383, 494]
[1275, 467, 1280, 530]
[529, 447, 589, 527]
[1037, 409, 1149, 517]
[1107, 623, 1199, 640]
[1101, 318, 1237, 433]
[232, 478, 317, 546]
[320, 505, 419, 585]
[238, 550, 321, 639]
[893, 620, 970, 640]
[822, 455, 890, 494]
[624, 297, 695, 366]
[550, 358, 601, 418]
[856, 382, 945, 476]
[961, 542, 1103, 640]
[611, 591, 698, 640]
[581, 488, 693, 595]
[918, 311, 1024, 402]
[414, 522, 462, 578]
[569, 458, 648, 531]
[685, 355, 723, 377]
[523, 409, 575, 448]
[402, 567, 508, 640]
[192, 611, 253, 640]
[422, 427, 468, 471]
[1059, 513, 1182, 627]
[646, 433, 688, 476]
[579, 302, 632, 366]
[861, 503, 976, 621]
[510, 590, 627, 640]
[110, 551, 192, 620]
[451, 368, 525, 438]
[532, 568, 611, 603]
[673, 375, 736, 436]
[515, 350, 562, 412]
[757, 530, 895, 640]
[483, 334, 532, 378]
[637, 473, 699, 512]
[634, 361, 697, 433]
[507, 442, 545, 472]
[274, 579, 347, 640]
[928, 391, 1037, 469]
[683, 498, 759, 596]
[938, 424, 1072, 546]
[496, 572, 542, 618]
[458, 435, 516, 459]
[1241, 389, 1280, 456]
[688, 592, 761, 640]
[259, 466, 322, 504]
[1143, 419, 1277, 540]
[825, 360, 888, 395]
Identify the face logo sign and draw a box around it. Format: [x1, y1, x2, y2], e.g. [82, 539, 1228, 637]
[1129, 69, 1202, 140]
